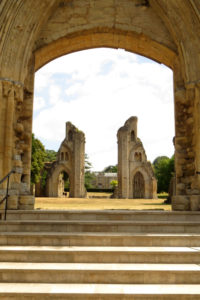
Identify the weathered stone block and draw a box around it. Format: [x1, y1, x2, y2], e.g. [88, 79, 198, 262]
[10, 182, 20, 190]
[12, 173, 21, 184]
[7, 195, 18, 209]
[8, 189, 19, 196]
[172, 196, 190, 210]
[190, 196, 200, 211]
[19, 195, 34, 205]
[186, 189, 199, 195]
[13, 155, 21, 160]
[15, 167, 23, 174]
[13, 160, 22, 168]
[176, 166, 183, 177]
[177, 183, 185, 190]
[19, 204, 34, 210]
[172, 204, 186, 211]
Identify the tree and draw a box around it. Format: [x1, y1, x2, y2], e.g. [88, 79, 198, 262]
[31, 134, 46, 185]
[110, 180, 118, 189]
[153, 156, 169, 166]
[103, 165, 118, 173]
[153, 155, 175, 193]
[45, 149, 57, 162]
[84, 154, 95, 189]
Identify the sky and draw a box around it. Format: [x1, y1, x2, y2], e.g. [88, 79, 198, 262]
[33, 48, 174, 171]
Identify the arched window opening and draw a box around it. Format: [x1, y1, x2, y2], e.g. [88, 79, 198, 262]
[68, 130, 73, 141]
[131, 130, 135, 142]
[134, 152, 138, 161]
[134, 152, 142, 162]
[61, 152, 64, 161]
[65, 152, 69, 161]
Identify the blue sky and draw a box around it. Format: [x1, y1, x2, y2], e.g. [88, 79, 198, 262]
[33, 48, 174, 171]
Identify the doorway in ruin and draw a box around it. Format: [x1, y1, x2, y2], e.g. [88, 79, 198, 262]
[133, 171, 145, 199]
[58, 171, 70, 197]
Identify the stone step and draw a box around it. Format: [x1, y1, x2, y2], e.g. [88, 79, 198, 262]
[1, 220, 200, 233]
[0, 246, 200, 263]
[4, 209, 200, 221]
[1, 232, 200, 247]
[0, 283, 200, 299]
[0, 263, 200, 284]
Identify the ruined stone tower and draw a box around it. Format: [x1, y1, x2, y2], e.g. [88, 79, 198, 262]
[117, 117, 157, 199]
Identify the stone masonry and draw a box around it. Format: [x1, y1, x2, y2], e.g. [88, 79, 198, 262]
[117, 117, 157, 199]
[1, 1, 200, 209]
[36, 122, 85, 198]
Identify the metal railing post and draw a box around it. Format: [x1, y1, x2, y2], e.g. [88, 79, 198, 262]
[4, 175, 10, 221]
[0, 170, 15, 221]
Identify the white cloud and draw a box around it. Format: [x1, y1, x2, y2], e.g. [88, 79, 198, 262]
[49, 85, 62, 105]
[33, 48, 174, 170]
[33, 96, 46, 112]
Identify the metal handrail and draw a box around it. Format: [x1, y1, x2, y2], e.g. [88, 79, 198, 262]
[0, 170, 15, 220]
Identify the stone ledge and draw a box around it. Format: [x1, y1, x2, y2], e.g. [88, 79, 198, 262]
[19, 196, 34, 205]
[172, 196, 190, 211]
[172, 195, 200, 211]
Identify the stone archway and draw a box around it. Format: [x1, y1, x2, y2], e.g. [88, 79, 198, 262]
[1, 1, 200, 210]
[38, 122, 86, 198]
[46, 165, 72, 198]
[133, 172, 145, 199]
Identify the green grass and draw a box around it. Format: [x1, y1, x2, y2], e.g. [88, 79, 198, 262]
[157, 192, 168, 199]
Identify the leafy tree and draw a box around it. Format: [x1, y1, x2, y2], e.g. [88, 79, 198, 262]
[103, 165, 118, 173]
[110, 180, 118, 189]
[31, 134, 46, 185]
[84, 154, 95, 189]
[153, 155, 175, 193]
[45, 149, 57, 162]
[153, 156, 169, 167]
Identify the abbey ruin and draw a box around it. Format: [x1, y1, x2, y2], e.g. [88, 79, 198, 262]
[118, 117, 157, 199]
[1, 1, 200, 210]
[36, 122, 85, 198]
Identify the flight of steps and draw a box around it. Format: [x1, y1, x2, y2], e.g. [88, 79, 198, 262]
[0, 210, 200, 299]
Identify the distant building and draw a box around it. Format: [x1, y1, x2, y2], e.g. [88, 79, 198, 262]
[92, 172, 117, 189]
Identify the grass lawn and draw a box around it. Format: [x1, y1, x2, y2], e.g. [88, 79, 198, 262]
[35, 194, 171, 211]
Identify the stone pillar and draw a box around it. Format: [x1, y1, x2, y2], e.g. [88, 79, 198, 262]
[172, 81, 200, 210]
[117, 127, 129, 198]
[0, 79, 34, 210]
[73, 129, 85, 198]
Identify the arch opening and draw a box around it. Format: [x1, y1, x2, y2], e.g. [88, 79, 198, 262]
[58, 171, 70, 198]
[33, 48, 174, 176]
[0, 1, 199, 211]
[133, 171, 145, 199]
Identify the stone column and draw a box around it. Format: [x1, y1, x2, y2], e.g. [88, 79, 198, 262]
[73, 130, 85, 198]
[172, 80, 200, 210]
[0, 79, 34, 210]
[117, 128, 129, 198]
